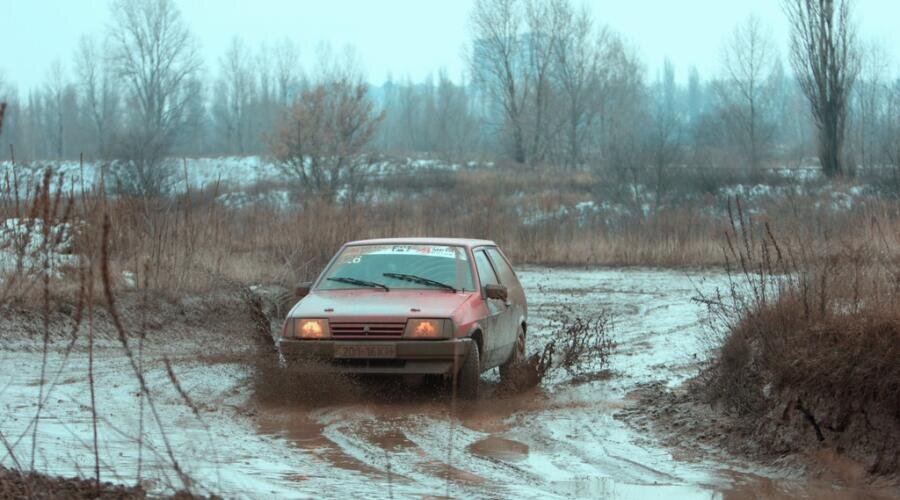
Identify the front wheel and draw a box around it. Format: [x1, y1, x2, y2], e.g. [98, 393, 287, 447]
[499, 325, 526, 383]
[455, 340, 481, 399]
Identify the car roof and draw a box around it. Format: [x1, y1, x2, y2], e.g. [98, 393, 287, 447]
[345, 237, 497, 248]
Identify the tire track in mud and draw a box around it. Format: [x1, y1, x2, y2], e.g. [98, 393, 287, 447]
[512, 405, 686, 488]
[251, 381, 601, 497]
[257, 410, 407, 483]
[393, 414, 548, 493]
[326, 417, 488, 487]
[261, 405, 539, 496]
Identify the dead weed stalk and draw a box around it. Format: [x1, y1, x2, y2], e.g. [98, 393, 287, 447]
[503, 306, 615, 392]
[699, 197, 900, 427]
[533, 305, 615, 382]
[100, 214, 193, 491]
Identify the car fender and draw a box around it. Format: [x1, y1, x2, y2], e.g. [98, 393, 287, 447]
[463, 322, 484, 351]
[463, 322, 482, 338]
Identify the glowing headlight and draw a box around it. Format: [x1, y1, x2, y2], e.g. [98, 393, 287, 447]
[293, 318, 330, 339]
[404, 319, 452, 339]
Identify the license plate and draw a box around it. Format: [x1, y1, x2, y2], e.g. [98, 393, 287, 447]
[334, 344, 396, 359]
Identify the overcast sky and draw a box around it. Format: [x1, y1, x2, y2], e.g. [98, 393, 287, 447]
[3, 0, 899, 90]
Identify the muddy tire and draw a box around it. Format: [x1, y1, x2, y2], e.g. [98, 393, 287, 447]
[499, 325, 526, 383]
[456, 340, 481, 399]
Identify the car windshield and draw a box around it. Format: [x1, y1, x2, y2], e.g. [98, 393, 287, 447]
[318, 244, 475, 291]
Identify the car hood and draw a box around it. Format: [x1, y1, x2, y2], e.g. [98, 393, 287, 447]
[289, 289, 475, 320]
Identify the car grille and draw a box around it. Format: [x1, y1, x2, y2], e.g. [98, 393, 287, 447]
[330, 322, 406, 339]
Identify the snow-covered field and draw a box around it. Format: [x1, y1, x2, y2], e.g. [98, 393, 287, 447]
[0, 267, 861, 498]
[0, 155, 498, 210]
[0, 156, 481, 193]
[1, 156, 882, 213]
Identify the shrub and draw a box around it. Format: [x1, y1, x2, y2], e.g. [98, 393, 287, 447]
[700, 198, 899, 473]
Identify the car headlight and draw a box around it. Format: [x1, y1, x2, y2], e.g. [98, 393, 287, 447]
[292, 318, 330, 339]
[404, 319, 453, 339]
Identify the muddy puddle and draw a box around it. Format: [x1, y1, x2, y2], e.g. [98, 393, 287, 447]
[2, 267, 895, 498]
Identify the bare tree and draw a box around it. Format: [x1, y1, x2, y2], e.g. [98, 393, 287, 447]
[214, 36, 256, 154]
[784, 0, 860, 177]
[522, 0, 561, 164]
[253, 43, 276, 152]
[108, 0, 202, 196]
[75, 35, 119, 158]
[0, 81, 29, 159]
[396, 76, 425, 150]
[686, 66, 704, 121]
[716, 15, 778, 170]
[376, 72, 480, 159]
[313, 43, 366, 85]
[597, 38, 649, 215]
[552, 0, 606, 168]
[469, 0, 528, 163]
[176, 77, 208, 156]
[274, 39, 302, 107]
[43, 61, 68, 159]
[884, 79, 900, 192]
[647, 59, 683, 213]
[433, 71, 480, 160]
[270, 75, 384, 203]
[847, 42, 890, 170]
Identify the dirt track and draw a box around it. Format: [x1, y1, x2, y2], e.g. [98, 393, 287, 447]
[1, 268, 896, 498]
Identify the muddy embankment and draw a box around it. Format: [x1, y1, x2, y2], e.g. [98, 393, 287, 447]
[619, 381, 899, 491]
[0, 466, 147, 499]
[2, 267, 898, 498]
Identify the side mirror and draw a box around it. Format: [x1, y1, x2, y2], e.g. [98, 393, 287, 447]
[484, 284, 508, 301]
[294, 281, 313, 299]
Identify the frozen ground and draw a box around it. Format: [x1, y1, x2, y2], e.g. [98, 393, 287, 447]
[0, 268, 887, 498]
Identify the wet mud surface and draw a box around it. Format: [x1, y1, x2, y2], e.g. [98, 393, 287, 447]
[2, 267, 897, 498]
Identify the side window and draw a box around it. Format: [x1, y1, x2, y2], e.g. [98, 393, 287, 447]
[474, 250, 499, 288]
[486, 247, 517, 286]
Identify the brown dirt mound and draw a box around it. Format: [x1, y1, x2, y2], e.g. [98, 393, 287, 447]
[618, 382, 900, 489]
[0, 467, 145, 499]
[705, 298, 900, 477]
[695, 202, 900, 479]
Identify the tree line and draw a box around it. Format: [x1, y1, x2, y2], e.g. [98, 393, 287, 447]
[0, 0, 898, 197]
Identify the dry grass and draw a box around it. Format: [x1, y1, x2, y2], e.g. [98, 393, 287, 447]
[700, 200, 900, 474]
[3, 165, 899, 299]
[705, 200, 899, 411]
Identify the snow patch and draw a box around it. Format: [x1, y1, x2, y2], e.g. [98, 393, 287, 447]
[0, 218, 79, 277]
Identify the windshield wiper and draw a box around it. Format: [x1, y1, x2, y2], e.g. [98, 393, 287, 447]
[327, 276, 390, 291]
[383, 272, 457, 292]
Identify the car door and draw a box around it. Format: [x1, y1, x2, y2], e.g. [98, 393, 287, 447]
[484, 247, 525, 360]
[473, 248, 506, 368]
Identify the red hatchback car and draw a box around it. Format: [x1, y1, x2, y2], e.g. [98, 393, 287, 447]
[278, 238, 527, 398]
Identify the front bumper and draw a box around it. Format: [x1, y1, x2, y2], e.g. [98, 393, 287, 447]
[276, 338, 473, 375]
